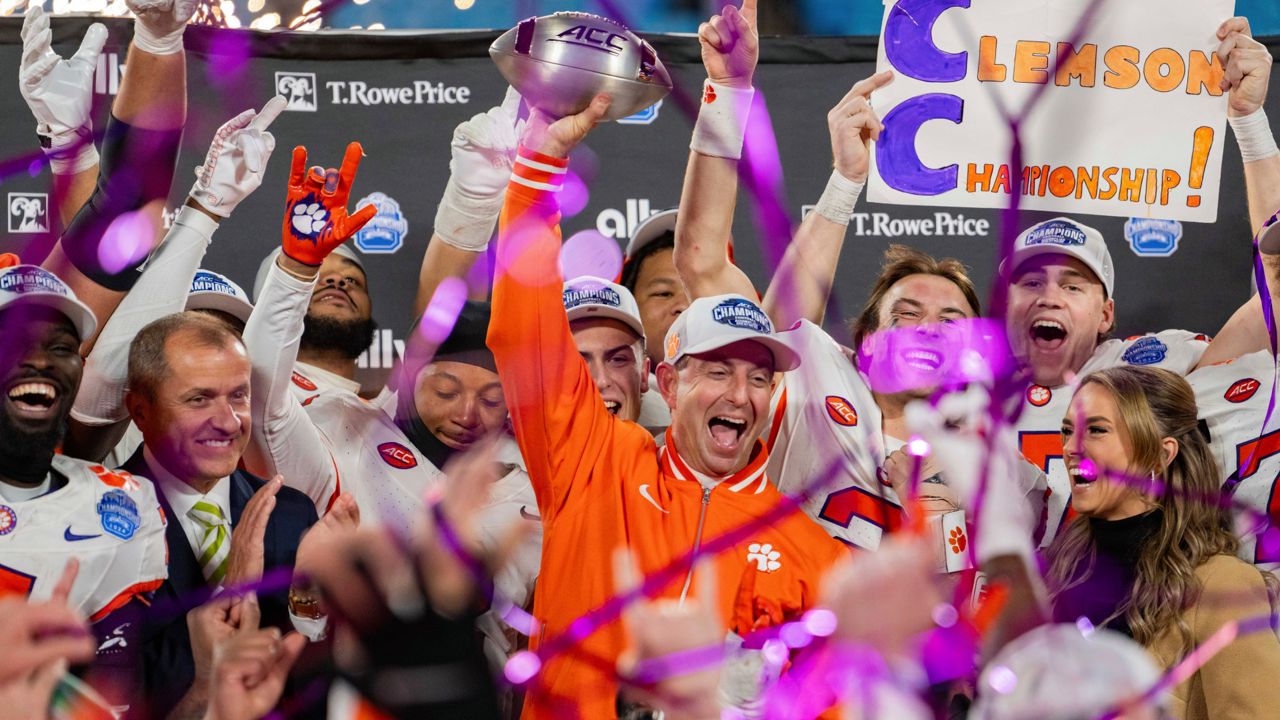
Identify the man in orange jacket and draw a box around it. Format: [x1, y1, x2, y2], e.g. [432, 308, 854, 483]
[488, 94, 848, 719]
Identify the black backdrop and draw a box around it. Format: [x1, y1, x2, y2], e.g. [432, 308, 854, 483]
[1, 17, 1277, 383]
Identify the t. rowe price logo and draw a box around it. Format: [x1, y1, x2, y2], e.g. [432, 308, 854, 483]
[800, 208, 991, 239]
[8, 193, 48, 234]
[326, 80, 471, 106]
[276, 72, 318, 112]
[1225, 378, 1261, 404]
[377, 442, 418, 469]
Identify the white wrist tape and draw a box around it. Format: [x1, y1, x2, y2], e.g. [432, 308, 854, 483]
[131, 23, 184, 55]
[1229, 107, 1280, 163]
[44, 126, 99, 176]
[434, 177, 504, 252]
[690, 80, 754, 160]
[813, 169, 865, 226]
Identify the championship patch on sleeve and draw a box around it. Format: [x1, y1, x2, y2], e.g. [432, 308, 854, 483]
[1120, 336, 1168, 366]
[97, 490, 140, 540]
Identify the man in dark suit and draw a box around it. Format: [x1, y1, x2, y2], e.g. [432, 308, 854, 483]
[120, 311, 346, 719]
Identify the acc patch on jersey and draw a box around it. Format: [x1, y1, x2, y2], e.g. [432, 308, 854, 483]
[291, 371, 318, 392]
[0, 504, 16, 535]
[377, 442, 418, 469]
[1121, 337, 1168, 366]
[1026, 384, 1052, 407]
[97, 490, 139, 540]
[1225, 378, 1261, 404]
[824, 395, 858, 427]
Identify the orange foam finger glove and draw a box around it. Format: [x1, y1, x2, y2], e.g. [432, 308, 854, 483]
[280, 142, 378, 267]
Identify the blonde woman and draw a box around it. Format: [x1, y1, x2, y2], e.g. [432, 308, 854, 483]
[1046, 365, 1280, 719]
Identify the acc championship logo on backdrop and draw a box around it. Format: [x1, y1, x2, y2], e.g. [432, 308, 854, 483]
[276, 72, 319, 112]
[353, 193, 408, 254]
[1125, 218, 1182, 257]
[8, 193, 48, 234]
[616, 99, 662, 126]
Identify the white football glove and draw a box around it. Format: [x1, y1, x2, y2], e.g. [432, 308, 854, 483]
[188, 97, 285, 218]
[126, 0, 199, 55]
[20, 7, 106, 174]
[434, 86, 526, 252]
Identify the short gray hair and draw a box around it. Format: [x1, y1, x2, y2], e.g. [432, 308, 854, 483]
[128, 311, 244, 401]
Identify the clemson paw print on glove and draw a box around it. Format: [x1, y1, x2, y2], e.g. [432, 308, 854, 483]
[948, 527, 967, 554]
[291, 201, 329, 238]
[747, 542, 781, 573]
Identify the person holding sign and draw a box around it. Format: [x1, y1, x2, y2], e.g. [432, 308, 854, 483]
[673, 0, 1045, 561]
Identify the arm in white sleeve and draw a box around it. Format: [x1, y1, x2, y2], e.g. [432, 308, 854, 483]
[241, 261, 339, 512]
[72, 203, 217, 425]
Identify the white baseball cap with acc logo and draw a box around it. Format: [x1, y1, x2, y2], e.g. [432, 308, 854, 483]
[663, 294, 800, 372]
[1008, 217, 1115, 298]
[0, 265, 96, 339]
[186, 269, 254, 323]
[562, 275, 645, 342]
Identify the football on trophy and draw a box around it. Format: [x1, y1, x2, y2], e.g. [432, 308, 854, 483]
[489, 12, 673, 122]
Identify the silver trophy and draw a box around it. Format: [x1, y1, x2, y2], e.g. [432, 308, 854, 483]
[490, 12, 673, 121]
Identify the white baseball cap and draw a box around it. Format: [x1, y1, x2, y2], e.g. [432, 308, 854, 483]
[1008, 217, 1115, 298]
[971, 624, 1165, 720]
[0, 265, 97, 339]
[186, 269, 254, 324]
[252, 244, 366, 302]
[662, 294, 800, 372]
[562, 275, 646, 342]
[625, 208, 678, 260]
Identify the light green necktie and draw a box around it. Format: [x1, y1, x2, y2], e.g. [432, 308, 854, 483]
[188, 500, 230, 585]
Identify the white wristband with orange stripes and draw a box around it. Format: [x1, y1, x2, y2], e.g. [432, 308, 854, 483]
[690, 80, 754, 161]
[511, 146, 569, 192]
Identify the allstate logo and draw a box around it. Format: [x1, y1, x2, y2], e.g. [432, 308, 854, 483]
[353, 192, 408, 254]
[1023, 219, 1086, 247]
[617, 99, 662, 126]
[710, 298, 772, 334]
[1121, 336, 1169, 366]
[1124, 218, 1181, 257]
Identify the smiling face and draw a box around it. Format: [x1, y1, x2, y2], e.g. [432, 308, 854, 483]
[413, 361, 507, 451]
[571, 317, 648, 422]
[0, 307, 82, 480]
[658, 340, 775, 477]
[129, 330, 252, 489]
[860, 273, 976, 397]
[1009, 255, 1114, 388]
[1061, 382, 1153, 521]
[633, 248, 689, 367]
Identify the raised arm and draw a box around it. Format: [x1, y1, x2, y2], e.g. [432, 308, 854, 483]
[41, 0, 194, 351]
[65, 99, 283, 463]
[1196, 17, 1280, 368]
[762, 73, 890, 327]
[488, 96, 617, 519]
[243, 143, 376, 512]
[673, 0, 759, 302]
[18, 7, 104, 230]
[415, 88, 523, 317]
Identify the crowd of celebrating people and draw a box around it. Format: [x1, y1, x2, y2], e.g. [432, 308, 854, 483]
[3, 0, 1280, 718]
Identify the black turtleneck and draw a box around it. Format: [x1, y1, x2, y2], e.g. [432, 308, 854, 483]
[395, 405, 458, 472]
[1051, 508, 1163, 638]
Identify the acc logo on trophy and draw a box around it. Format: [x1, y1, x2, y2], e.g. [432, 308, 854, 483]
[353, 192, 408, 254]
[276, 72, 318, 112]
[7, 193, 48, 234]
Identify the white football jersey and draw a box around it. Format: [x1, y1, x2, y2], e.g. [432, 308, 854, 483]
[1015, 330, 1208, 546]
[1189, 349, 1280, 570]
[766, 321, 899, 550]
[0, 455, 167, 620]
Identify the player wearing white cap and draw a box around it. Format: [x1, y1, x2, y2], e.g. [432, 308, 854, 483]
[619, 209, 685, 429]
[61, 99, 284, 468]
[0, 263, 167, 709]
